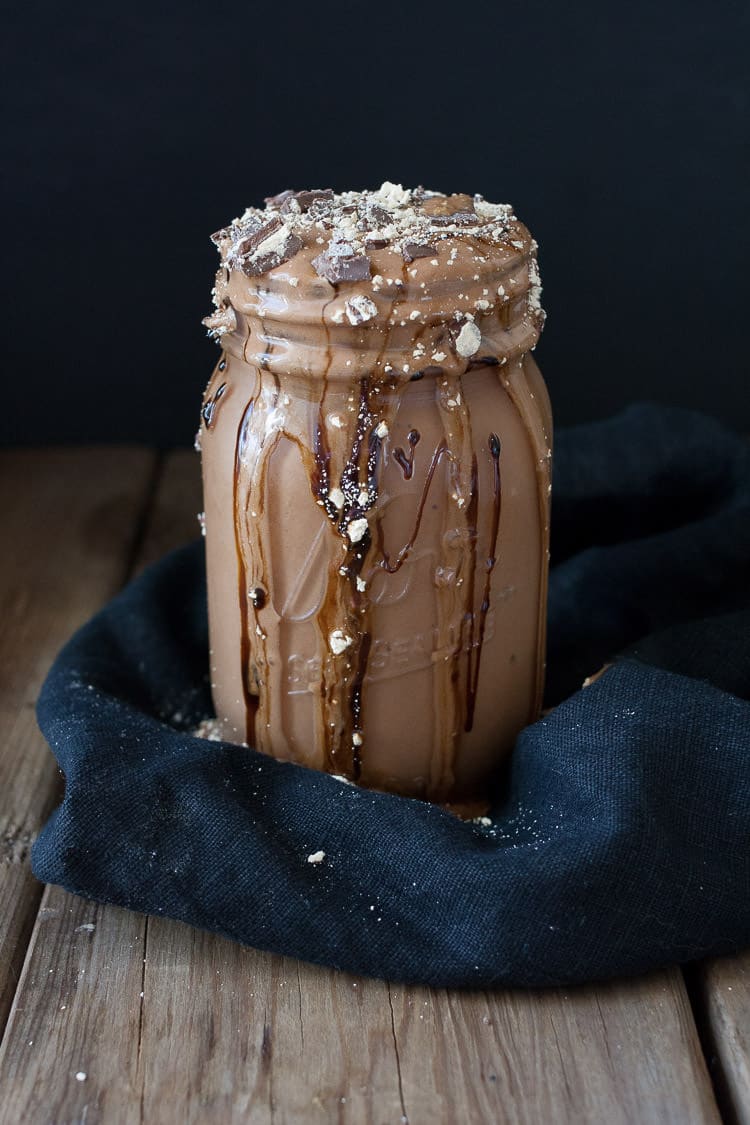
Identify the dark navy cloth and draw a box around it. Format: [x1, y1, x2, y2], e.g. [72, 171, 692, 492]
[32, 404, 750, 987]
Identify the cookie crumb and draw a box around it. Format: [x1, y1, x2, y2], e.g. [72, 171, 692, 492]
[455, 321, 482, 357]
[329, 630, 353, 654]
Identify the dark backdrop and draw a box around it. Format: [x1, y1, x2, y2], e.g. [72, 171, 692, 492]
[2, 1, 747, 447]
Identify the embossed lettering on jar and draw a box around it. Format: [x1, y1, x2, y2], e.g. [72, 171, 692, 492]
[198, 184, 552, 813]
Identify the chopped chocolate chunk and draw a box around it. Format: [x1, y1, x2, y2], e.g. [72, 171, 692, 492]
[429, 211, 480, 227]
[312, 247, 371, 284]
[235, 216, 283, 257]
[402, 241, 438, 262]
[367, 203, 393, 226]
[233, 216, 303, 276]
[264, 189, 296, 208]
[365, 235, 390, 249]
[264, 189, 333, 217]
[295, 188, 334, 212]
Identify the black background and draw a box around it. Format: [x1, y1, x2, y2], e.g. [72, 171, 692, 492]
[2, 1, 747, 447]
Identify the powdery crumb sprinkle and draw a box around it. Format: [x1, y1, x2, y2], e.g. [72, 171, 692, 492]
[191, 717, 224, 742]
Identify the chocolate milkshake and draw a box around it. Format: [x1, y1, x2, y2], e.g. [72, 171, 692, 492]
[198, 183, 551, 812]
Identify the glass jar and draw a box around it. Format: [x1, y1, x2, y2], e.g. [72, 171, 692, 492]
[199, 186, 551, 813]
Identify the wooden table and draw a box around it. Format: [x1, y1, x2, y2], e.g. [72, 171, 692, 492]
[0, 447, 747, 1125]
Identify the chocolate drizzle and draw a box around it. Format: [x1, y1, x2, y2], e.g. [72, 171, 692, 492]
[376, 442, 453, 575]
[393, 429, 420, 480]
[461, 455, 480, 732]
[464, 434, 502, 732]
[202, 381, 227, 428]
[309, 374, 387, 774]
[233, 400, 257, 744]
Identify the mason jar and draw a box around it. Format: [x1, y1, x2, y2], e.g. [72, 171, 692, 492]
[199, 185, 551, 813]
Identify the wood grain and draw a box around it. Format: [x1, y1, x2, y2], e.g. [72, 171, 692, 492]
[0, 890, 146, 1125]
[696, 951, 750, 1125]
[0, 448, 155, 1036]
[388, 969, 720, 1125]
[135, 918, 411, 1120]
[137, 924, 406, 1125]
[0, 449, 201, 1125]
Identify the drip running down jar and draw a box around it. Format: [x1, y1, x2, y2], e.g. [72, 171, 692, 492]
[198, 183, 552, 813]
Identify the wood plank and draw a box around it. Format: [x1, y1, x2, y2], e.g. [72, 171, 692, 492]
[388, 969, 720, 1125]
[695, 951, 750, 1125]
[0, 449, 201, 1125]
[138, 926, 405, 1125]
[0, 448, 156, 1036]
[0, 892, 145, 1125]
